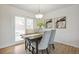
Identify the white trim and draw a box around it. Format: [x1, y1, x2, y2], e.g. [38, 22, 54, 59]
[0, 39, 79, 49]
[55, 40, 79, 48]
[0, 40, 24, 49]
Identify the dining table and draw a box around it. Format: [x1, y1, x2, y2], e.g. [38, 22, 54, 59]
[21, 32, 43, 54]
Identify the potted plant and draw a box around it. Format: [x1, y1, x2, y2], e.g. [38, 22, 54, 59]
[37, 19, 45, 29]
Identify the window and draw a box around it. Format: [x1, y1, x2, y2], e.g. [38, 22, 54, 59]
[15, 16, 25, 41]
[26, 18, 34, 33]
[26, 18, 33, 29]
[15, 17, 34, 41]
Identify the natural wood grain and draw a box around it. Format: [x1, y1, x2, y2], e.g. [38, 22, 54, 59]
[0, 42, 79, 54]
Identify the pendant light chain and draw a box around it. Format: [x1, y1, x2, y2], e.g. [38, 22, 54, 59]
[35, 4, 43, 19]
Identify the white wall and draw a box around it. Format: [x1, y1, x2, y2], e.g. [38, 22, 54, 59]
[0, 5, 34, 48]
[45, 5, 79, 48]
[0, 4, 79, 48]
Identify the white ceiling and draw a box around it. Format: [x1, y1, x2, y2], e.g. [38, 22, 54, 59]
[10, 4, 73, 14]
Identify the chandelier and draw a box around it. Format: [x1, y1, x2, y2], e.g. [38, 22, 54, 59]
[35, 5, 43, 19]
[35, 14, 43, 19]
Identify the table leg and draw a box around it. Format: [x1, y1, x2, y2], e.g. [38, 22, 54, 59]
[25, 39, 26, 50]
[36, 40, 38, 54]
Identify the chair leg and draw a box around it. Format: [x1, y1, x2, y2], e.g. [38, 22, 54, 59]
[52, 44, 55, 49]
[32, 47, 35, 54]
[41, 50, 44, 54]
[46, 48, 49, 54]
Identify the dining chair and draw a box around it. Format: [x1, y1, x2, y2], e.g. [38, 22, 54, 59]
[48, 30, 56, 49]
[31, 29, 52, 54]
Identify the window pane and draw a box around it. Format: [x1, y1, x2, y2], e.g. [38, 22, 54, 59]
[15, 16, 25, 41]
[26, 18, 34, 33]
[26, 18, 33, 29]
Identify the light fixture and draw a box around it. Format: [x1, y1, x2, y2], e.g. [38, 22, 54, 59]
[35, 14, 43, 19]
[35, 5, 43, 19]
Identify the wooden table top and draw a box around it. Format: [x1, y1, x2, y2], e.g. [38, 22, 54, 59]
[21, 32, 43, 39]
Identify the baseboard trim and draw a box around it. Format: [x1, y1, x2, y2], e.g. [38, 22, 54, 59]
[0, 40, 79, 49]
[0, 40, 24, 49]
[55, 40, 79, 48]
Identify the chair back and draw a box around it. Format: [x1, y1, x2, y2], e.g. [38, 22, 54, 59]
[38, 29, 51, 50]
[49, 30, 56, 44]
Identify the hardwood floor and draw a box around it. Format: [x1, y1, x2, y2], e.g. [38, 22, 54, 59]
[0, 42, 79, 54]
